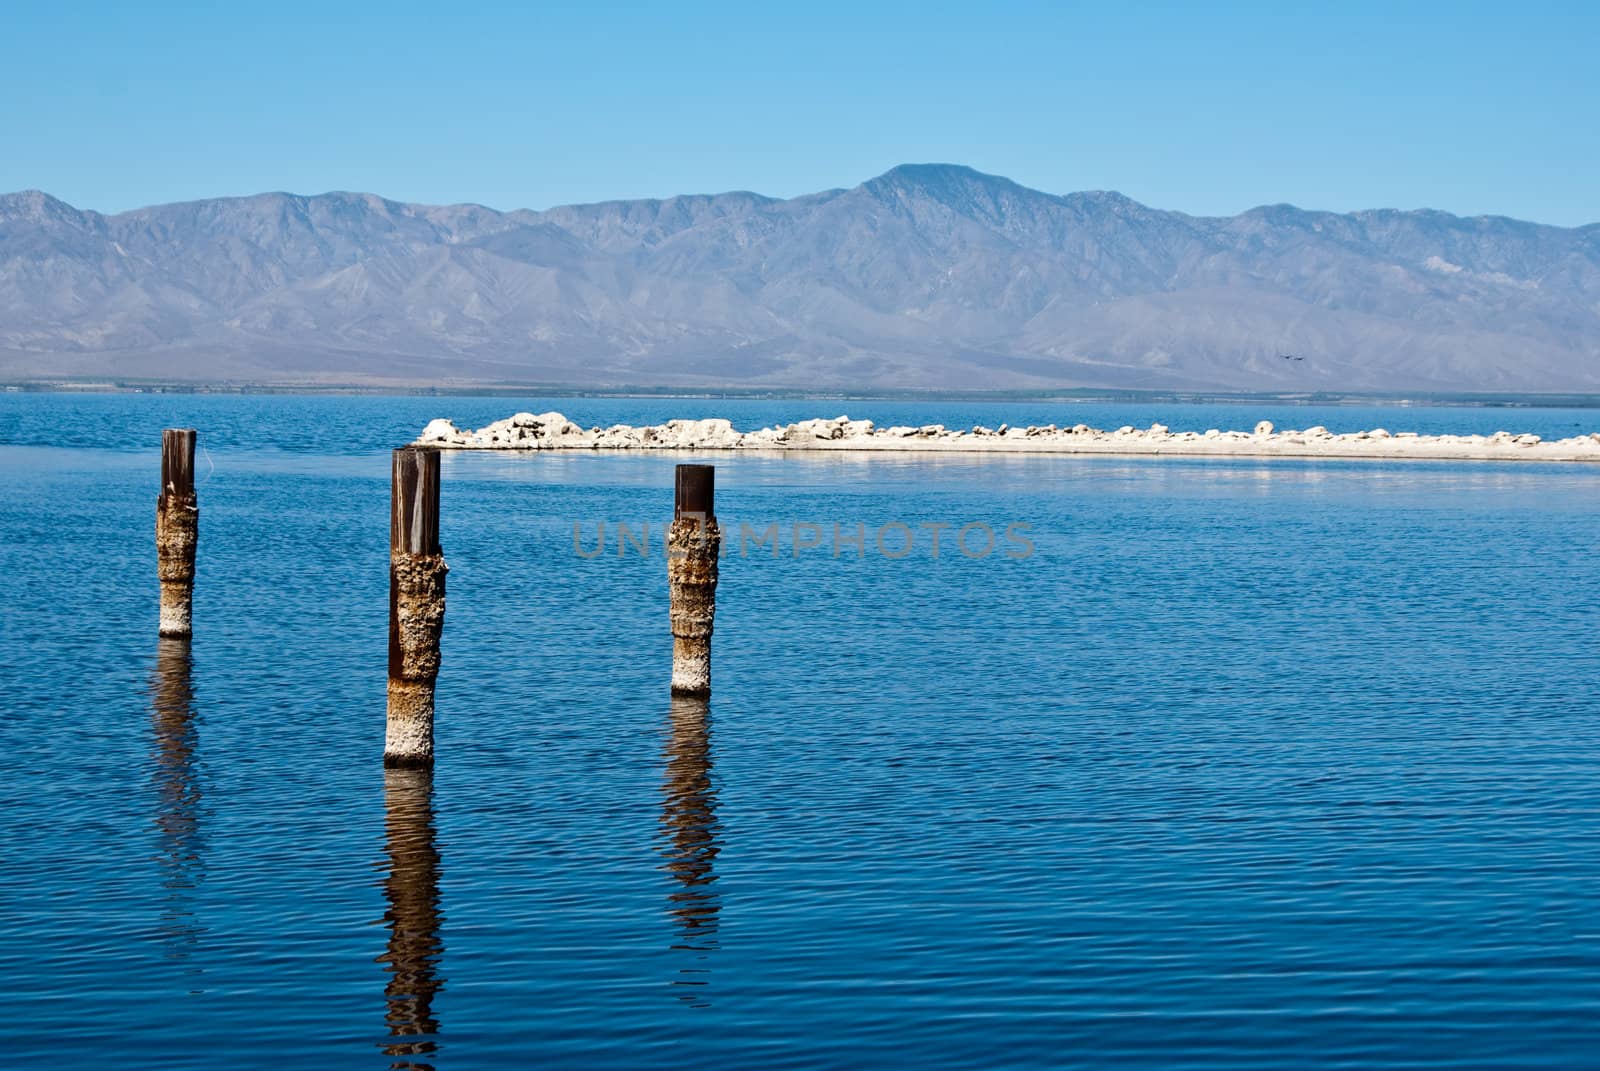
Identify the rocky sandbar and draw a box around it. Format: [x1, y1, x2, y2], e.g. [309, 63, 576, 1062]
[414, 412, 1600, 462]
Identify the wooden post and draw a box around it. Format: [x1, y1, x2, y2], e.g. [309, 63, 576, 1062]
[667, 464, 719, 696]
[380, 766, 444, 1059]
[387, 447, 447, 768]
[156, 429, 199, 637]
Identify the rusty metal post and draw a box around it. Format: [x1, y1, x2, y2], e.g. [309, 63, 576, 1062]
[387, 447, 447, 768]
[156, 429, 199, 637]
[667, 464, 719, 696]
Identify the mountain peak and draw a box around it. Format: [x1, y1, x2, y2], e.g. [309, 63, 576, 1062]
[875, 162, 988, 181]
[860, 164, 1049, 225]
[0, 189, 84, 222]
[866, 163, 1008, 194]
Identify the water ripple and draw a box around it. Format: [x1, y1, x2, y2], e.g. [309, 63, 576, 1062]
[3, 397, 1599, 1068]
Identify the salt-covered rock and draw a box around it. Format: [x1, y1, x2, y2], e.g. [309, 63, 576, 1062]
[743, 427, 780, 446]
[782, 419, 829, 441]
[414, 411, 1600, 461]
[419, 418, 459, 443]
[525, 411, 580, 436]
[665, 418, 738, 447]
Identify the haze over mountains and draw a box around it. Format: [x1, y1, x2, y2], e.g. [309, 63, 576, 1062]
[2, 164, 1596, 392]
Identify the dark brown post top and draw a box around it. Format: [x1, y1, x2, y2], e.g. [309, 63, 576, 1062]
[391, 448, 441, 556]
[161, 429, 197, 501]
[674, 464, 715, 520]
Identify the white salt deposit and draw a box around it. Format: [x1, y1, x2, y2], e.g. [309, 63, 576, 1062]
[414, 412, 1600, 463]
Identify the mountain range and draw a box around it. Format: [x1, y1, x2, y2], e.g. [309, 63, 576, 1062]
[2, 164, 1596, 391]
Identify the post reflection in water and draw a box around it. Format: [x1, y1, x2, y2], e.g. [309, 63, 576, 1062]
[378, 767, 445, 1069]
[149, 637, 204, 968]
[660, 696, 722, 1005]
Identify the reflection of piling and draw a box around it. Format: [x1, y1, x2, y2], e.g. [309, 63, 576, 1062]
[387, 447, 447, 769]
[667, 464, 720, 697]
[149, 637, 203, 959]
[156, 429, 199, 637]
[660, 695, 720, 1002]
[379, 767, 444, 1067]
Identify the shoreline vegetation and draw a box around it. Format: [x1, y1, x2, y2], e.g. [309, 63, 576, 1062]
[416, 412, 1600, 463]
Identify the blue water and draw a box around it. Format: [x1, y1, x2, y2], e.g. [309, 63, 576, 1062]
[2, 392, 1599, 454]
[4, 394, 1600, 1069]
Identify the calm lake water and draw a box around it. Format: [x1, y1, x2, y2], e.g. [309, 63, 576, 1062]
[4, 394, 1600, 1069]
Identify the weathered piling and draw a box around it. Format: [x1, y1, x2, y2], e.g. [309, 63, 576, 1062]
[156, 429, 199, 637]
[387, 447, 447, 768]
[667, 464, 720, 697]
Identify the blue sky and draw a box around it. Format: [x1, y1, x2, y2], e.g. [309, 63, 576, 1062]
[3, 1, 1596, 224]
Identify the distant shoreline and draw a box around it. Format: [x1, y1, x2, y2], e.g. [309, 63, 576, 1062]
[7, 382, 1600, 409]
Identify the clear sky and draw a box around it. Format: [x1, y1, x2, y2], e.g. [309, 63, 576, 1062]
[3, 0, 1596, 225]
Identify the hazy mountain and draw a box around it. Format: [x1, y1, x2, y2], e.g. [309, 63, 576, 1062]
[3, 164, 1597, 391]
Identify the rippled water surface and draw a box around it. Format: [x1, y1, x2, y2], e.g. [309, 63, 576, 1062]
[5, 394, 1600, 1068]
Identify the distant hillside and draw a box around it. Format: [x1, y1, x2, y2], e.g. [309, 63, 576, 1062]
[2, 164, 1597, 391]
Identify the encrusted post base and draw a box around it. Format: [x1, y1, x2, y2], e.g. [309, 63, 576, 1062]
[156, 493, 198, 638]
[386, 551, 447, 768]
[668, 516, 720, 697]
